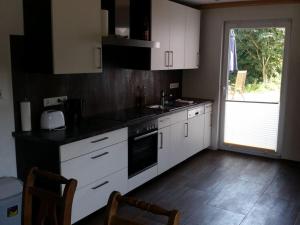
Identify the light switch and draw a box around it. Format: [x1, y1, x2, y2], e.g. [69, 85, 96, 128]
[170, 83, 179, 89]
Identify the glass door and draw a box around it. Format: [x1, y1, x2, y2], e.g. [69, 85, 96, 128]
[220, 21, 290, 155]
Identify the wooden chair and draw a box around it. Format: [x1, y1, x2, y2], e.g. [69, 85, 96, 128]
[23, 167, 77, 225]
[233, 70, 247, 99]
[104, 191, 180, 225]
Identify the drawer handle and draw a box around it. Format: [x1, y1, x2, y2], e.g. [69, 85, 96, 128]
[91, 152, 109, 160]
[91, 137, 108, 144]
[160, 132, 163, 149]
[92, 181, 109, 190]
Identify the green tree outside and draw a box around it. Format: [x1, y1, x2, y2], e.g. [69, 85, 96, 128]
[230, 28, 285, 92]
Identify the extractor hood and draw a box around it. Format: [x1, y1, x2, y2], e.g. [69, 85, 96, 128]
[102, 0, 160, 49]
[102, 36, 160, 48]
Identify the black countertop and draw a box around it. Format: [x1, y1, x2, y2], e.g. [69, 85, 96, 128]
[13, 99, 212, 146]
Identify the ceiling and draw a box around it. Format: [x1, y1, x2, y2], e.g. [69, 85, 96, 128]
[176, 0, 252, 5]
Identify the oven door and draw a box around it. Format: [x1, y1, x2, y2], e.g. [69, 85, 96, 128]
[128, 130, 158, 178]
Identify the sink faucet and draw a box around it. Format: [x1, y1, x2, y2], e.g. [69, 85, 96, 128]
[160, 90, 166, 108]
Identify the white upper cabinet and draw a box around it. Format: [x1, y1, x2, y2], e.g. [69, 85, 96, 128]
[184, 7, 201, 69]
[169, 1, 186, 70]
[151, 0, 200, 71]
[151, 0, 170, 70]
[23, 0, 102, 74]
[52, 0, 102, 74]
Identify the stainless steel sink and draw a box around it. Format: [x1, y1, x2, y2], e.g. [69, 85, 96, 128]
[147, 105, 164, 109]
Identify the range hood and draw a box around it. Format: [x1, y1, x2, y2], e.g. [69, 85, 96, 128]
[102, 0, 160, 49]
[102, 36, 160, 48]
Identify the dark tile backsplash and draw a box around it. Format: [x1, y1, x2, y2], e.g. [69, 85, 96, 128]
[11, 36, 182, 131]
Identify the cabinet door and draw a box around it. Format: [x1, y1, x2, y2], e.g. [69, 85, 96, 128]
[158, 127, 171, 175]
[204, 112, 212, 149]
[151, 0, 170, 70]
[187, 115, 205, 158]
[170, 121, 188, 166]
[169, 1, 186, 70]
[52, 0, 102, 74]
[184, 7, 201, 69]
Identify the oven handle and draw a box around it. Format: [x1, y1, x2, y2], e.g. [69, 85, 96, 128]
[133, 130, 158, 141]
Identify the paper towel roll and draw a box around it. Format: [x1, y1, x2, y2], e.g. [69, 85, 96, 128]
[20, 101, 31, 132]
[101, 10, 109, 37]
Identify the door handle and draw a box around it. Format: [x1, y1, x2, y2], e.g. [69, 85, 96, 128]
[134, 130, 158, 141]
[164, 51, 169, 67]
[160, 132, 163, 149]
[96, 47, 102, 69]
[92, 181, 109, 190]
[90, 152, 109, 160]
[185, 123, 189, 137]
[170, 51, 174, 68]
[91, 137, 108, 143]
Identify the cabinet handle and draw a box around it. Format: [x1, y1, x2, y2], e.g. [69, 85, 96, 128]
[197, 52, 200, 67]
[185, 123, 189, 137]
[91, 137, 108, 143]
[170, 51, 174, 68]
[96, 47, 102, 69]
[160, 132, 163, 149]
[91, 152, 109, 160]
[165, 51, 169, 67]
[92, 181, 109, 190]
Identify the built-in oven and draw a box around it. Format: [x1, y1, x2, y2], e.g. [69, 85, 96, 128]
[128, 119, 158, 178]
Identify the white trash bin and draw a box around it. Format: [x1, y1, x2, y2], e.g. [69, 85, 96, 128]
[0, 177, 23, 225]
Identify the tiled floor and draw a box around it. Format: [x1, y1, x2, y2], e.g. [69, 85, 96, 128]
[76, 150, 300, 225]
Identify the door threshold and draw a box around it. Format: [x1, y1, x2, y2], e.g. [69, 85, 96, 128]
[220, 144, 281, 159]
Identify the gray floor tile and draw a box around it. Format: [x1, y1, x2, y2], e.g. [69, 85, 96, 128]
[241, 193, 300, 225]
[208, 179, 266, 215]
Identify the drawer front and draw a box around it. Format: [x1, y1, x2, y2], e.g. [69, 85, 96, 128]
[205, 103, 213, 113]
[71, 169, 127, 224]
[61, 141, 128, 189]
[170, 110, 187, 124]
[158, 116, 171, 129]
[60, 127, 128, 162]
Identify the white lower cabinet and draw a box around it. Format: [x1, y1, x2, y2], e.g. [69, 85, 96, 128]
[59, 128, 128, 224]
[61, 141, 128, 189]
[186, 113, 205, 157]
[170, 120, 189, 166]
[163, 105, 211, 170]
[71, 169, 127, 223]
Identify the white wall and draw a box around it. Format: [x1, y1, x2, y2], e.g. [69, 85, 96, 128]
[182, 4, 300, 161]
[0, 0, 23, 176]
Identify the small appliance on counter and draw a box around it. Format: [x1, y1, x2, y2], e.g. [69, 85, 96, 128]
[40, 110, 66, 130]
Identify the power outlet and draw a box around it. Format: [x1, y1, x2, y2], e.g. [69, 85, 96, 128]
[170, 82, 179, 89]
[43, 96, 68, 107]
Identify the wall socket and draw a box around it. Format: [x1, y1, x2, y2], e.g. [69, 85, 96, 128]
[43, 96, 68, 107]
[170, 82, 179, 89]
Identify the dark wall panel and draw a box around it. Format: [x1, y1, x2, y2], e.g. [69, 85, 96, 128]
[11, 36, 182, 131]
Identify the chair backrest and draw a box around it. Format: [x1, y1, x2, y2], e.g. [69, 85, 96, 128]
[104, 191, 180, 225]
[23, 167, 77, 225]
[235, 70, 247, 92]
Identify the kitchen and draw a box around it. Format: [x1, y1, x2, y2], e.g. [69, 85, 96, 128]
[1, 0, 300, 225]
